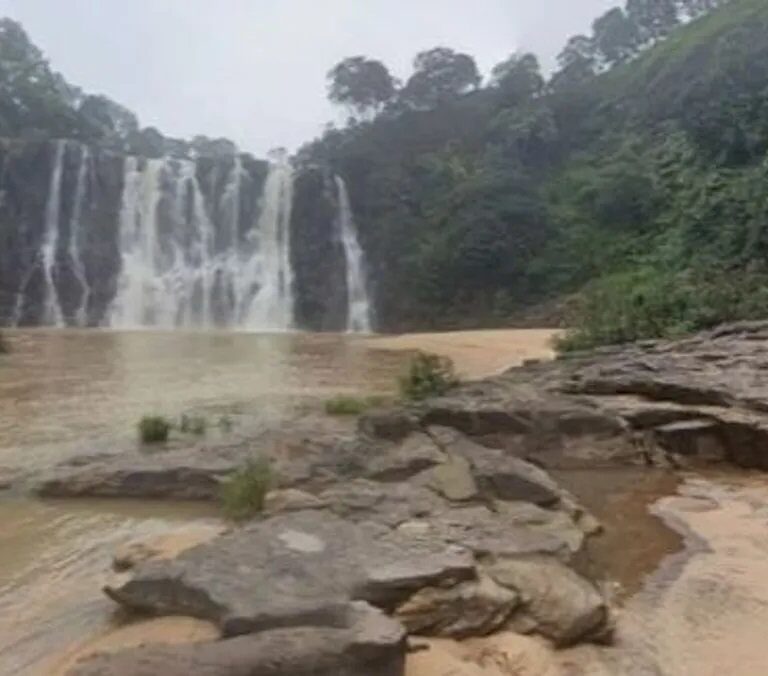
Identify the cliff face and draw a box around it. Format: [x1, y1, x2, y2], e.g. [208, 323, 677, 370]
[290, 167, 348, 331]
[0, 139, 379, 332]
[0, 140, 125, 325]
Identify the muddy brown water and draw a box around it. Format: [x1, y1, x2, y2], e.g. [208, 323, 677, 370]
[2, 329, 768, 675]
[0, 328, 415, 674]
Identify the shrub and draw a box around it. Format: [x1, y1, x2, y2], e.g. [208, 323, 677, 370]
[220, 458, 272, 521]
[399, 351, 459, 401]
[180, 414, 207, 436]
[324, 395, 389, 416]
[138, 415, 172, 444]
[556, 265, 768, 352]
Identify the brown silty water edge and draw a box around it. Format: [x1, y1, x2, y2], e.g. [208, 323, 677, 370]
[1, 328, 767, 675]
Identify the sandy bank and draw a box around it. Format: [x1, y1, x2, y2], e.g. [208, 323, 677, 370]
[367, 329, 560, 379]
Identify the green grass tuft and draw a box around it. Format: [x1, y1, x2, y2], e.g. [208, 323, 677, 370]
[399, 351, 459, 401]
[138, 415, 172, 444]
[220, 458, 272, 521]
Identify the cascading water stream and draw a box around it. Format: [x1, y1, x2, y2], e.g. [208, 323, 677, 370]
[41, 140, 66, 327]
[109, 157, 165, 328]
[334, 175, 373, 333]
[108, 156, 295, 331]
[69, 145, 91, 325]
[241, 161, 295, 330]
[12, 140, 67, 326]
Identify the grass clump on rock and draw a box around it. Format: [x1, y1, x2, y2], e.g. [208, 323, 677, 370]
[138, 415, 172, 444]
[220, 457, 272, 521]
[399, 351, 459, 401]
[324, 395, 389, 416]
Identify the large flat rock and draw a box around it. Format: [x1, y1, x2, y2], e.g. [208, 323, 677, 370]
[106, 510, 475, 636]
[67, 602, 406, 676]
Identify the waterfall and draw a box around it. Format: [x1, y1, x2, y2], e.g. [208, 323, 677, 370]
[69, 145, 91, 325]
[240, 161, 295, 330]
[109, 157, 165, 328]
[12, 140, 67, 326]
[108, 156, 295, 331]
[335, 175, 372, 333]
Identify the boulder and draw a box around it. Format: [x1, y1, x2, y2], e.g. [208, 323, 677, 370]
[67, 602, 406, 676]
[105, 510, 476, 636]
[36, 448, 240, 500]
[487, 557, 609, 647]
[652, 420, 725, 461]
[359, 408, 419, 442]
[365, 432, 445, 482]
[263, 488, 327, 514]
[396, 575, 520, 638]
[112, 525, 226, 571]
[428, 454, 478, 502]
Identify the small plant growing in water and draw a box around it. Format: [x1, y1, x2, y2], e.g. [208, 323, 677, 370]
[220, 457, 272, 521]
[399, 351, 459, 401]
[138, 415, 172, 444]
[180, 413, 207, 436]
[218, 415, 234, 432]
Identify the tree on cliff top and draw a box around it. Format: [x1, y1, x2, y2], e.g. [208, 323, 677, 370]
[327, 56, 398, 117]
[490, 53, 544, 105]
[400, 47, 481, 109]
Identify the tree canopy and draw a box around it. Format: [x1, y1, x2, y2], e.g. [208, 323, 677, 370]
[327, 56, 397, 116]
[400, 48, 481, 109]
[302, 0, 768, 342]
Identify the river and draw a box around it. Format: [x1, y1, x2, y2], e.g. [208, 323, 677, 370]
[2, 329, 768, 675]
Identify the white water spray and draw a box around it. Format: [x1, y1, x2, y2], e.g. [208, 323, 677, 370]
[335, 175, 372, 333]
[241, 161, 295, 330]
[108, 156, 295, 330]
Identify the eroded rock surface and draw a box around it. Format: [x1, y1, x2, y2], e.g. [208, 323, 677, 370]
[68, 602, 406, 676]
[60, 322, 768, 674]
[369, 321, 768, 471]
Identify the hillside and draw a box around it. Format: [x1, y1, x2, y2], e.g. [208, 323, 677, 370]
[301, 0, 768, 343]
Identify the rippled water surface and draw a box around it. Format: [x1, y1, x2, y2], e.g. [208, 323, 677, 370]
[3, 330, 768, 675]
[0, 328, 412, 675]
[0, 329, 408, 463]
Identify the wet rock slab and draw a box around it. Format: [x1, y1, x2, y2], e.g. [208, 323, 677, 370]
[105, 510, 476, 635]
[68, 602, 406, 676]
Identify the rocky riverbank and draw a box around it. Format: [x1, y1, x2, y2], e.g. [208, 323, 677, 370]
[29, 321, 768, 674]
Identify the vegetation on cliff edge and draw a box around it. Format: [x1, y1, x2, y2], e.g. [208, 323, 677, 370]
[302, 0, 768, 344]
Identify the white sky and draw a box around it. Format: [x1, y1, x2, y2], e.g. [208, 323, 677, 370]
[0, 0, 618, 155]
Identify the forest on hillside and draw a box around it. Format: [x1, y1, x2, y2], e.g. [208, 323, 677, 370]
[2, 0, 768, 346]
[306, 0, 768, 347]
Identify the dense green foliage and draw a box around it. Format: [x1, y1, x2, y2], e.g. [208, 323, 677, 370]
[399, 352, 459, 401]
[138, 416, 172, 444]
[309, 0, 768, 343]
[220, 458, 272, 521]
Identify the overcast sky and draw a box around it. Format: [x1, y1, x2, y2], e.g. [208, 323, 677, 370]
[0, 0, 617, 155]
